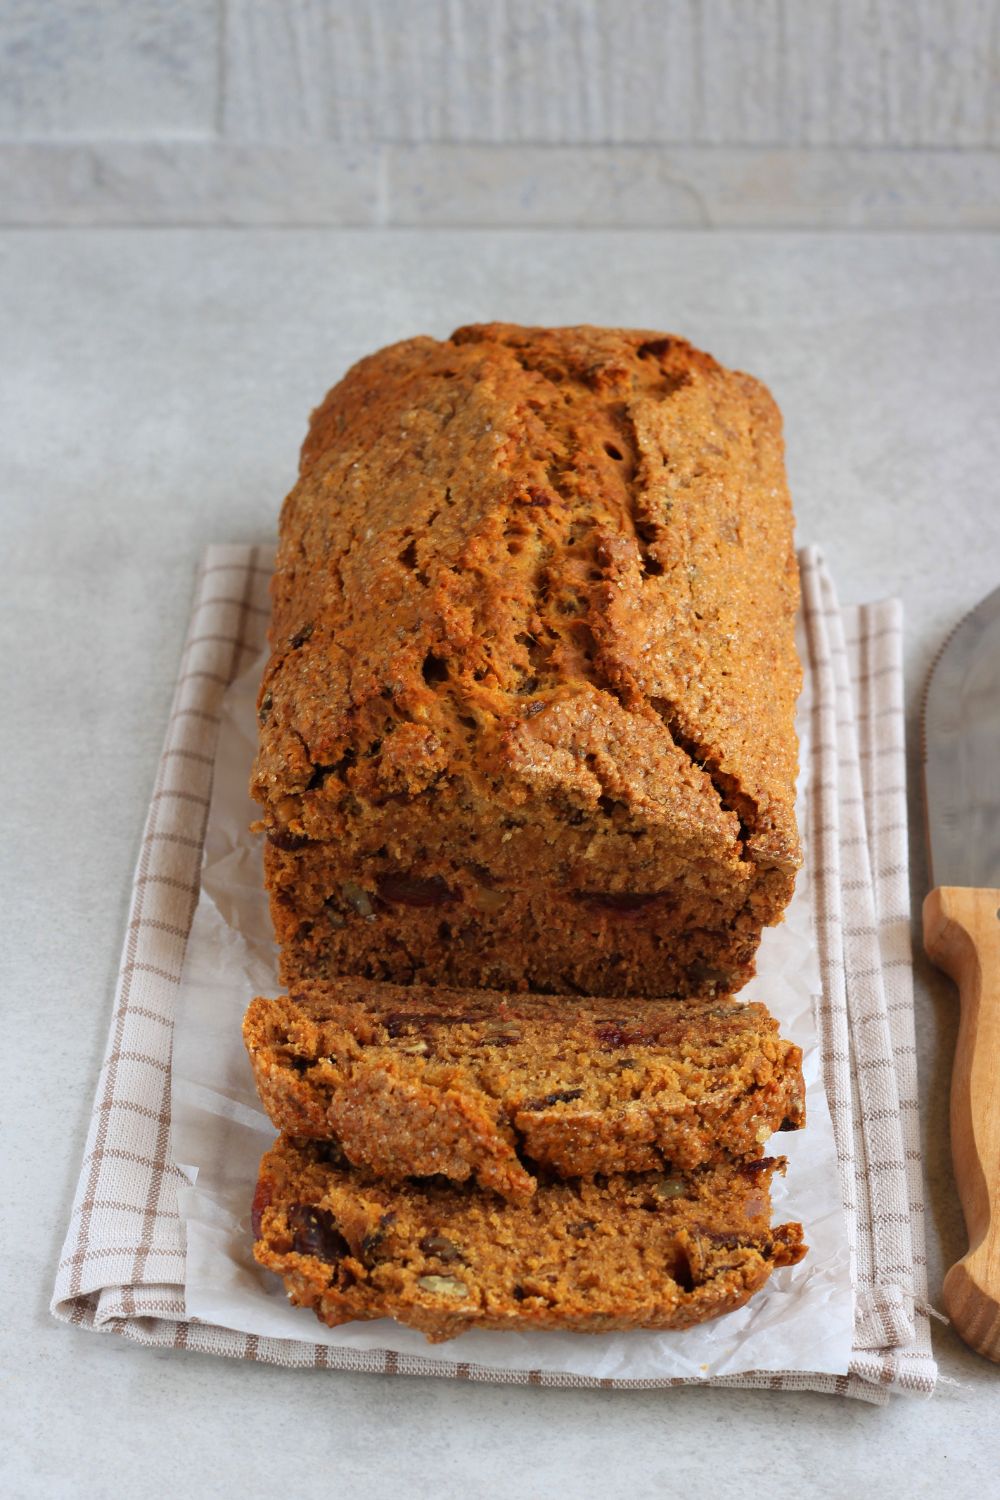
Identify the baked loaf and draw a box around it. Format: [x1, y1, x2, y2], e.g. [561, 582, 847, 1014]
[243, 980, 805, 1199]
[252, 323, 801, 998]
[252, 1135, 806, 1343]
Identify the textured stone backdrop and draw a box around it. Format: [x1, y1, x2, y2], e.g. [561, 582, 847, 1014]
[2, 0, 999, 224]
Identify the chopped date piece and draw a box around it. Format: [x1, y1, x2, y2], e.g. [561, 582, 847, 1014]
[267, 827, 309, 851]
[739, 1157, 777, 1180]
[593, 1022, 651, 1050]
[377, 873, 457, 908]
[382, 1009, 483, 1037]
[575, 891, 660, 913]
[288, 1205, 349, 1263]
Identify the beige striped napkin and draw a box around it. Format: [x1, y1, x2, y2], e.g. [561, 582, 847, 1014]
[51, 544, 937, 1402]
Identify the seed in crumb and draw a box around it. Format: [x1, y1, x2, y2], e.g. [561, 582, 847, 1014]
[417, 1275, 469, 1298]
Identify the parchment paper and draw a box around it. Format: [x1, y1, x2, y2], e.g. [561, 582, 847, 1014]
[171, 634, 855, 1381]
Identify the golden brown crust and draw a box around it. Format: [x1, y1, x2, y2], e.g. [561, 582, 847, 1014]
[244, 980, 805, 1199]
[252, 1136, 806, 1343]
[252, 324, 801, 997]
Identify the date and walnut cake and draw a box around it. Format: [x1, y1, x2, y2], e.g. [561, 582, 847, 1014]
[244, 325, 807, 1342]
[243, 979, 805, 1201]
[251, 323, 801, 999]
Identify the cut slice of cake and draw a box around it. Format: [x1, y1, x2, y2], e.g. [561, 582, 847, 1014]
[251, 1135, 806, 1343]
[243, 979, 805, 1200]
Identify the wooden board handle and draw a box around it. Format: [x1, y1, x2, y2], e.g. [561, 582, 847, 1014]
[923, 885, 1000, 1363]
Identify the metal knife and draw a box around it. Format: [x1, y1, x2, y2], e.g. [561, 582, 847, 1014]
[922, 583, 1000, 1363]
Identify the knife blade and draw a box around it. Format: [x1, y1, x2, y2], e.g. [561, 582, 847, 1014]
[921, 584, 1000, 1363]
[922, 584, 1000, 889]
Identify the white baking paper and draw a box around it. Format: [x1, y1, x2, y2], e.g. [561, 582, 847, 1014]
[171, 636, 855, 1380]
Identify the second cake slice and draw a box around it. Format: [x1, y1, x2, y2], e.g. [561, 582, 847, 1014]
[243, 979, 805, 1200]
[252, 1135, 805, 1342]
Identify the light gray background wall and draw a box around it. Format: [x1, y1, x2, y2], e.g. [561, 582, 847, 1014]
[2, 0, 999, 226]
